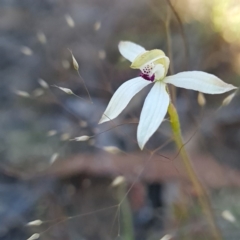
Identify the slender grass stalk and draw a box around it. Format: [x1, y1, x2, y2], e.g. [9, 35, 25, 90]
[165, 3, 176, 104]
[167, 102, 222, 240]
[115, 179, 134, 240]
[165, 0, 189, 70]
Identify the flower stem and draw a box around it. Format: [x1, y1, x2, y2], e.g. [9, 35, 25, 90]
[167, 102, 222, 240]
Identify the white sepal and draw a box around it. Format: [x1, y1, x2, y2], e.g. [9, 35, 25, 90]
[164, 71, 237, 94]
[137, 82, 169, 149]
[118, 41, 146, 62]
[99, 77, 151, 124]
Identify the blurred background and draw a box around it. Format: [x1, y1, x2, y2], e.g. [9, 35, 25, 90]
[1, 0, 240, 239]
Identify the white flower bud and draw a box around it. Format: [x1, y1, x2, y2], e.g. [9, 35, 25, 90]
[21, 46, 33, 55]
[222, 210, 235, 223]
[65, 14, 75, 28]
[15, 90, 30, 98]
[94, 21, 101, 31]
[27, 233, 40, 240]
[38, 79, 49, 89]
[197, 92, 206, 106]
[37, 31, 47, 44]
[71, 54, 79, 70]
[71, 135, 90, 141]
[222, 92, 236, 106]
[103, 146, 121, 154]
[54, 86, 73, 95]
[26, 220, 43, 226]
[50, 153, 59, 164]
[111, 176, 125, 187]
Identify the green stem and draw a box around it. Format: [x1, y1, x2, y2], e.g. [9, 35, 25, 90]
[168, 102, 222, 240]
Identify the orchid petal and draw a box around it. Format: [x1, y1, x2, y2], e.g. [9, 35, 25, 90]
[118, 41, 146, 62]
[99, 77, 151, 124]
[164, 71, 237, 94]
[137, 82, 169, 149]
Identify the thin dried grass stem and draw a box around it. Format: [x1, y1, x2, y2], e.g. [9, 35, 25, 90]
[165, 0, 189, 70]
[165, 4, 176, 103]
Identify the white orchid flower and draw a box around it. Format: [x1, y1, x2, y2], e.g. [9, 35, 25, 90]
[99, 41, 237, 149]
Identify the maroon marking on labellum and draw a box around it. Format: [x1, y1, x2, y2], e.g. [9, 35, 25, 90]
[140, 72, 155, 82]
